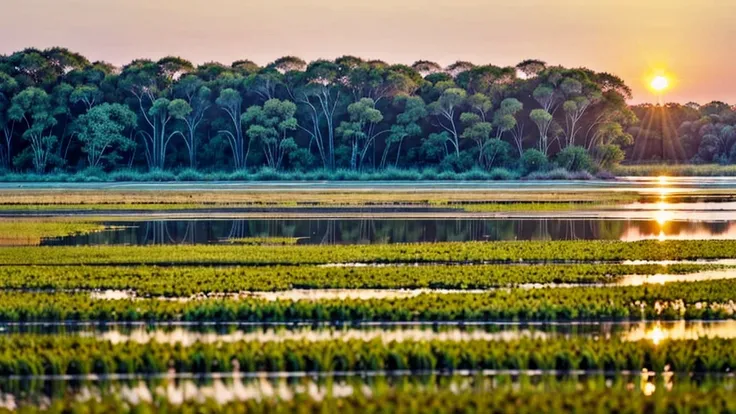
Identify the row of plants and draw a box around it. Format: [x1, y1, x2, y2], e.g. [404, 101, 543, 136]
[228, 237, 302, 245]
[3, 378, 736, 413]
[4, 240, 736, 265]
[0, 336, 734, 375]
[0, 280, 733, 321]
[0, 263, 721, 296]
[0, 221, 105, 246]
[0, 187, 640, 206]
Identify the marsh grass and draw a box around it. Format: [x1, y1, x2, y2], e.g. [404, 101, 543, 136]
[615, 164, 736, 177]
[0, 189, 639, 210]
[0, 219, 106, 246]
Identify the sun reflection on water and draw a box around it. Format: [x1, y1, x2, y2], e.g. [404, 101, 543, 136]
[624, 321, 736, 344]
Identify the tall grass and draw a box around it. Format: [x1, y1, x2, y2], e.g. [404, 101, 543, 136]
[0, 167, 531, 182]
[615, 164, 736, 177]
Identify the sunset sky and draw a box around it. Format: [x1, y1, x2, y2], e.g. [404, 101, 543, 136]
[2, 0, 733, 104]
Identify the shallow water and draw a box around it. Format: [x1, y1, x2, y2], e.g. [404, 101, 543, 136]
[4, 321, 734, 342]
[72, 320, 736, 346]
[38, 217, 736, 245]
[3, 372, 727, 411]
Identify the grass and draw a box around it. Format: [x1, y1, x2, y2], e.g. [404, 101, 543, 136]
[615, 164, 736, 177]
[228, 237, 302, 245]
[0, 220, 106, 246]
[459, 201, 613, 212]
[4, 240, 736, 265]
[0, 167, 531, 183]
[0, 335, 733, 374]
[0, 263, 719, 296]
[0, 279, 733, 322]
[0, 189, 640, 209]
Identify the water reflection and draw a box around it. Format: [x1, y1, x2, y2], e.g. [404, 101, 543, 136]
[4, 321, 735, 344]
[85, 326, 550, 345]
[622, 321, 736, 344]
[616, 269, 736, 286]
[40, 218, 736, 246]
[3, 373, 724, 411]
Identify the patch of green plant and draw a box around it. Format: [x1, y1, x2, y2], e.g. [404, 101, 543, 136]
[615, 164, 736, 177]
[0, 336, 733, 376]
[0, 263, 721, 296]
[4, 240, 736, 266]
[0, 221, 106, 246]
[0, 280, 733, 322]
[228, 237, 302, 245]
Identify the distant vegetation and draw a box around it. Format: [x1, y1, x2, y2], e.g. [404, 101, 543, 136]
[1, 48, 732, 180]
[0, 48, 648, 180]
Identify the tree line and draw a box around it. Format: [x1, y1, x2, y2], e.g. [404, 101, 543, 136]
[628, 102, 736, 164]
[0, 47, 672, 176]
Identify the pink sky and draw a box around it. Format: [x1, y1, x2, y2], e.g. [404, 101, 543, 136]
[2, 0, 734, 104]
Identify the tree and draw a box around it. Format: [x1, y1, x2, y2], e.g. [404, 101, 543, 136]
[337, 98, 386, 170]
[381, 95, 426, 168]
[216, 88, 249, 169]
[411, 61, 443, 77]
[140, 98, 186, 169]
[516, 60, 547, 78]
[119, 60, 177, 170]
[8, 87, 58, 173]
[69, 85, 102, 111]
[172, 75, 211, 168]
[428, 87, 466, 156]
[75, 103, 137, 168]
[290, 60, 342, 170]
[243, 99, 298, 170]
[530, 109, 554, 155]
[0, 72, 19, 168]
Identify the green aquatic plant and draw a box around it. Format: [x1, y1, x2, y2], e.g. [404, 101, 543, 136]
[0, 263, 722, 296]
[0, 336, 733, 376]
[0, 280, 732, 322]
[4, 240, 736, 265]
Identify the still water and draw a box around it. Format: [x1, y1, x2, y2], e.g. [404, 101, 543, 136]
[42, 218, 736, 245]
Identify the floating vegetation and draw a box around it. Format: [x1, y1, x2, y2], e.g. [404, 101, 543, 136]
[0, 264, 723, 296]
[0, 221, 106, 246]
[227, 237, 302, 245]
[6, 240, 736, 266]
[0, 280, 733, 322]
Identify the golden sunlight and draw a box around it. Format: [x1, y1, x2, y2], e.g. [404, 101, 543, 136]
[650, 76, 669, 92]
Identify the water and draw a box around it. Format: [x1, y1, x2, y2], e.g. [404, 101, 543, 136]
[41, 217, 736, 245]
[6, 176, 736, 193]
[3, 321, 735, 344]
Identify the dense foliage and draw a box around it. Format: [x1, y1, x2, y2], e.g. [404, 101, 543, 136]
[628, 102, 736, 163]
[4, 240, 736, 265]
[0, 221, 104, 245]
[0, 48, 641, 177]
[0, 336, 733, 375]
[0, 279, 733, 322]
[0, 263, 719, 296]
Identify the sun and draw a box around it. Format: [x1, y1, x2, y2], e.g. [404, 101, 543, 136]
[650, 76, 669, 92]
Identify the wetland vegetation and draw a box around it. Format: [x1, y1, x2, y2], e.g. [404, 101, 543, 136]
[0, 183, 735, 411]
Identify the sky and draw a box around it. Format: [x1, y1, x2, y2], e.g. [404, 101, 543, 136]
[1, 0, 734, 104]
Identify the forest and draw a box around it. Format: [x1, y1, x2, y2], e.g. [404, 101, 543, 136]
[0, 47, 734, 179]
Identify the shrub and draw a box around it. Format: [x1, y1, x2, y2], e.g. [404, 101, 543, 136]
[487, 168, 518, 180]
[555, 146, 593, 172]
[176, 168, 205, 181]
[520, 149, 549, 174]
[594, 144, 625, 170]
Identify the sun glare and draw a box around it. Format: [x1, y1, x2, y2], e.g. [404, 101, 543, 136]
[650, 76, 669, 92]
